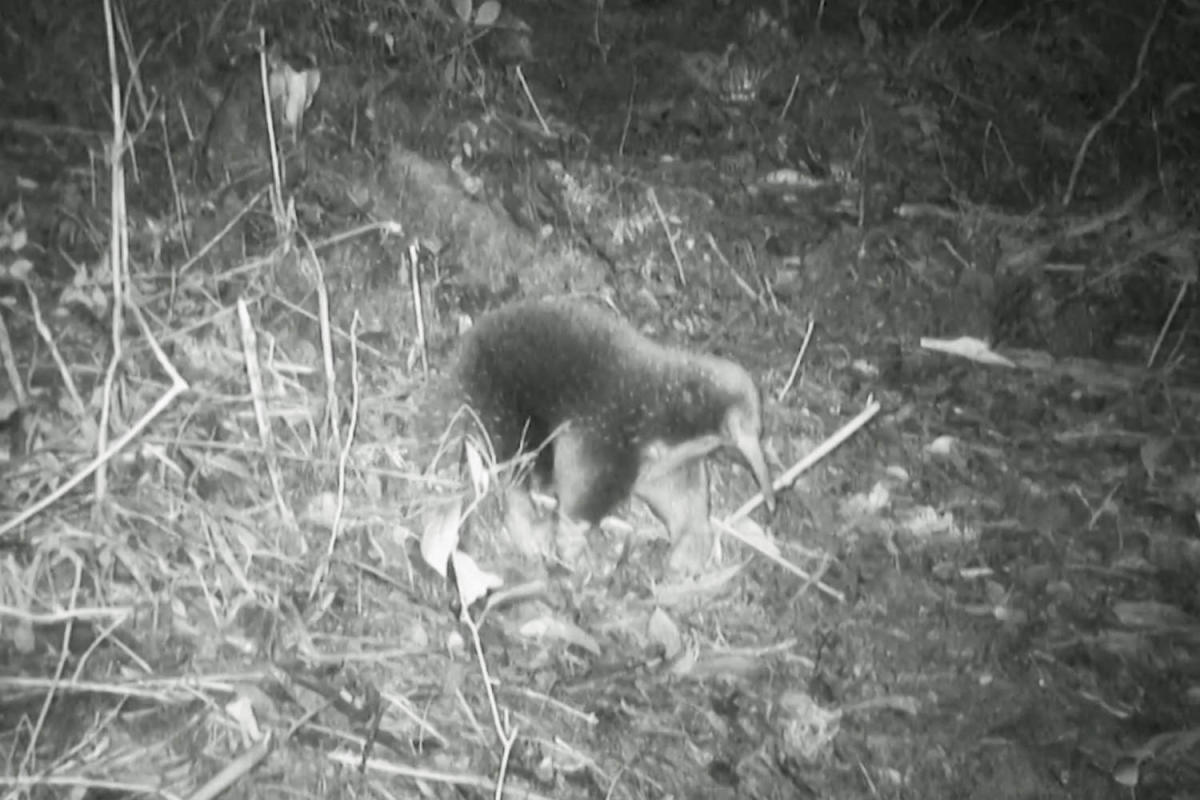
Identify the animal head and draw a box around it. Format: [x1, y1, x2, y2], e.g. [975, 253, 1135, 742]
[677, 353, 775, 512]
[718, 368, 775, 513]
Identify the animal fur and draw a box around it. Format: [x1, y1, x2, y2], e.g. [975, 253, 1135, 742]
[454, 298, 774, 564]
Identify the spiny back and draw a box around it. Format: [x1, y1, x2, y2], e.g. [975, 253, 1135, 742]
[456, 299, 755, 447]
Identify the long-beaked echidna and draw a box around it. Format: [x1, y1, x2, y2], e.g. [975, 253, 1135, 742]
[455, 298, 774, 567]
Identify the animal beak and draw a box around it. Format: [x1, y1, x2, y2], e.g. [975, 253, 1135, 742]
[733, 430, 775, 513]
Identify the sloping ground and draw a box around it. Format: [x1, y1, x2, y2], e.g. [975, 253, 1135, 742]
[2, 0, 1198, 798]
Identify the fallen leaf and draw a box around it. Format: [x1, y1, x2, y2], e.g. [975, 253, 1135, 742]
[647, 607, 682, 658]
[420, 498, 464, 577]
[450, 549, 503, 610]
[518, 615, 601, 655]
[920, 336, 1016, 367]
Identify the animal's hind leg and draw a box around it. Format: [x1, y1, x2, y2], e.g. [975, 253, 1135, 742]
[633, 453, 713, 575]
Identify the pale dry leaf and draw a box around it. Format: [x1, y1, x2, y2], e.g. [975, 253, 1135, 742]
[300, 492, 339, 526]
[920, 336, 1016, 367]
[899, 506, 955, 541]
[840, 482, 891, 517]
[518, 615, 601, 655]
[0, 226, 27, 251]
[464, 438, 489, 497]
[1, 258, 32, 280]
[450, 549, 503, 609]
[233, 684, 278, 719]
[1093, 629, 1144, 658]
[138, 442, 186, 481]
[225, 694, 264, 745]
[992, 605, 1028, 624]
[268, 64, 321, 133]
[777, 691, 841, 762]
[449, 155, 483, 197]
[420, 498, 464, 578]
[850, 359, 878, 377]
[761, 168, 824, 189]
[691, 653, 763, 679]
[1139, 436, 1174, 482]
[1112, 600, 1196, 629]
[199, 451, 255, 482]
[405, 619, 430, 649]
[1111, 757, 1140, 788]
[925, 435, 958, 456]
[475, 0, 501, 27]
[503, 490, 555, 558]
[10, 618, 35, 655]
[667, 637, 700, 676]
[646, 607, 683, 659]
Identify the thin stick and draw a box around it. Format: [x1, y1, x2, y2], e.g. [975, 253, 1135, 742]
[159, 112, 188, 316]
[236, 298, 295, 533]
[409, 242, 428, 377]
[0, 366, 185, 534]
[0, 298, 192, 533]
[23, 286, 84, 414]
[618, 71, 637, 159]
[648, 188, 685, 286]
[514, 65, 550, 136]
[125, 299, 188, 401]
[176, 187, 268, 275]
[310, 220, 402, 252]
[188, 736, 273, 800]
[113, 3, 150, 121]
[305, 240, 339, 449]
[1161, 302, 1193, 370]
[715, 518, 844, 602]
[0, 309, 22, 407]
[325, 751, 556, 800]
[777, 319, 815, 402]
[258, 34, 286, 228]
[591, 0, 610, 64]
[1147, 279, 1189, 369]
[95, 0, 131, 505]
[461, 606, 518, 799]
[779, 72, 800, 122]
[0, 776, 181, 800]
[310, 313, 361, 602]
[705, 232, 762, 307]
[1062, 0, 1167, 206]
[18, 556, 82, 777]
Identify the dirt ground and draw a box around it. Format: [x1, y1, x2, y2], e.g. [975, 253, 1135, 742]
[2, 0, 1199, 798]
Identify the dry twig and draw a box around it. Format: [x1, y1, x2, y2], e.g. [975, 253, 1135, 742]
[1062, 0, 1168, 206]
